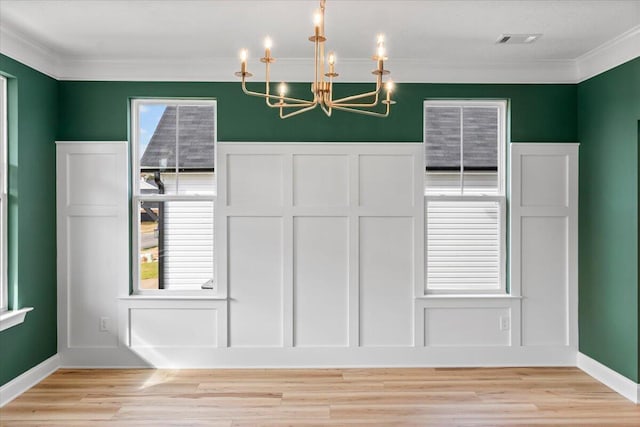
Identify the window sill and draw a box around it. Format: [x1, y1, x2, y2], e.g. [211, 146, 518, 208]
[119, 296, 227, 301]
[417, 295, 522, 300]
[0, 307, 34, 332]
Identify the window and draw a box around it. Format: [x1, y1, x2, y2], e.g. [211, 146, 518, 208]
[131, 99, 216, 294]
[424, 100, 506, 293]
[0, 75, 6, 309]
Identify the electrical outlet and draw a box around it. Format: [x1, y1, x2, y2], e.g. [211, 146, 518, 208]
[499, 316, 510, 331]
[99, 317, 109, 332]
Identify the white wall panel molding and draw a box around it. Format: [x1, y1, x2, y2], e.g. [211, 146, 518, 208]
[56, 142, 129, 359]
[415, 297, 521, 348]
[118, 299, 227, 349]
[359, 216, 415, 347]
[217, 143, 424, 351]
[510, 143, 579, 349]
[293, 216, 349, 347]
[56, 141, 579, 370]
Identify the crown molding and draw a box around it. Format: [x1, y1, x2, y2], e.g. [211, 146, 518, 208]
[0, 23, 59, 79]
[389, 59, 577, 84]
[55, 56, 579, 84]
[0, 22, 636, 84]
[576, 25, 640, 82]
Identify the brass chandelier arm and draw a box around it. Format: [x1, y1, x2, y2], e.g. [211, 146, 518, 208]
[331, 101, 381, 108]
[330, 102, 391, 118]
[279, 103, 319, 119]
[263, 61, 282, 109]
[320, 102, 332, 117]
[330, 89, 380, 107]
[263, 60, 316, 108]
[241, 79, 313, 106]
[264, 92, 316, 109]
[329, 76, 382, 106]
[323, 90, 332, 108]
[279, 102, 322, 108]
[323, 74, 381, 109]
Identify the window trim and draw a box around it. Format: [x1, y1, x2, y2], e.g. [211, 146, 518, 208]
[130, 98, 217, 296]
[423, 99, 507, 295]
[130, 98, 218, 197]
[0, 75, 7, 311]
[423, 99, 506, 197]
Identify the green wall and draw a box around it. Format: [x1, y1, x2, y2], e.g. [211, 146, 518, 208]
[0, 54, 582, 386]
[578, 57, 640, 382]
[0, 54, 58, 386]
[57, 82, 577, 142]
[3, 48, 639, 392]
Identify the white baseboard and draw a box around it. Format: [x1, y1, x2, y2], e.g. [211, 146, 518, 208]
[4, 351, 634, 407]
[577, 352, 639, 404]
[59, 345, 577, 369]
[5, 350, 638, 407]
[7, 349, 640, 407]
[0, 354, 60, 407]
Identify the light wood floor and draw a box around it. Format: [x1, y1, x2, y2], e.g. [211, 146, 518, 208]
[1, 367, 639, 426]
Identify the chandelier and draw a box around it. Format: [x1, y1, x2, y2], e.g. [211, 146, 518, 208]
[235, 0, 395, 119]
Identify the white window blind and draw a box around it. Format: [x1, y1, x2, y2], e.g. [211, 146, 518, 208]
[425, 198, 503, 291]
[163, 200, 215, 290]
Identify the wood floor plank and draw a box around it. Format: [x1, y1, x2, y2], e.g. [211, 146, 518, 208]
[197, 380, 385, 393]
[1, 367, 638, 426]
[282, 390, 480, 406]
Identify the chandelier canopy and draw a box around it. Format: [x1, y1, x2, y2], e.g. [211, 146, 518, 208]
[235, 0, 395, 119]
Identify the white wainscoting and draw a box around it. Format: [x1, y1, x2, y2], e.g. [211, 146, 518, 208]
[56, 142, 578, 369]
[218, 143, 424, 350]
[118, 299, 226, 349]
[56, 142, 129, 357]
[293, 216, 349, 347]
[510, 143, 579, 349]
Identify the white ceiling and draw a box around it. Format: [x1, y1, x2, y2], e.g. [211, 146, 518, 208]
[1, 0, 639, 83]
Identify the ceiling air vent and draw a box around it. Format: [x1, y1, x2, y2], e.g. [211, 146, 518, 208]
[496, 33, 542, 44]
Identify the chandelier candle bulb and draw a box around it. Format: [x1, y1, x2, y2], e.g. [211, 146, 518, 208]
[314, 9, 322, 39]
[313, 10, 322, 29]
[264, 37, 272, 58]
[240, 49, 248, 74]
[386, 80, 394, 102]
[278, 82, 286, 98]
[375, 42, 386, 72]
